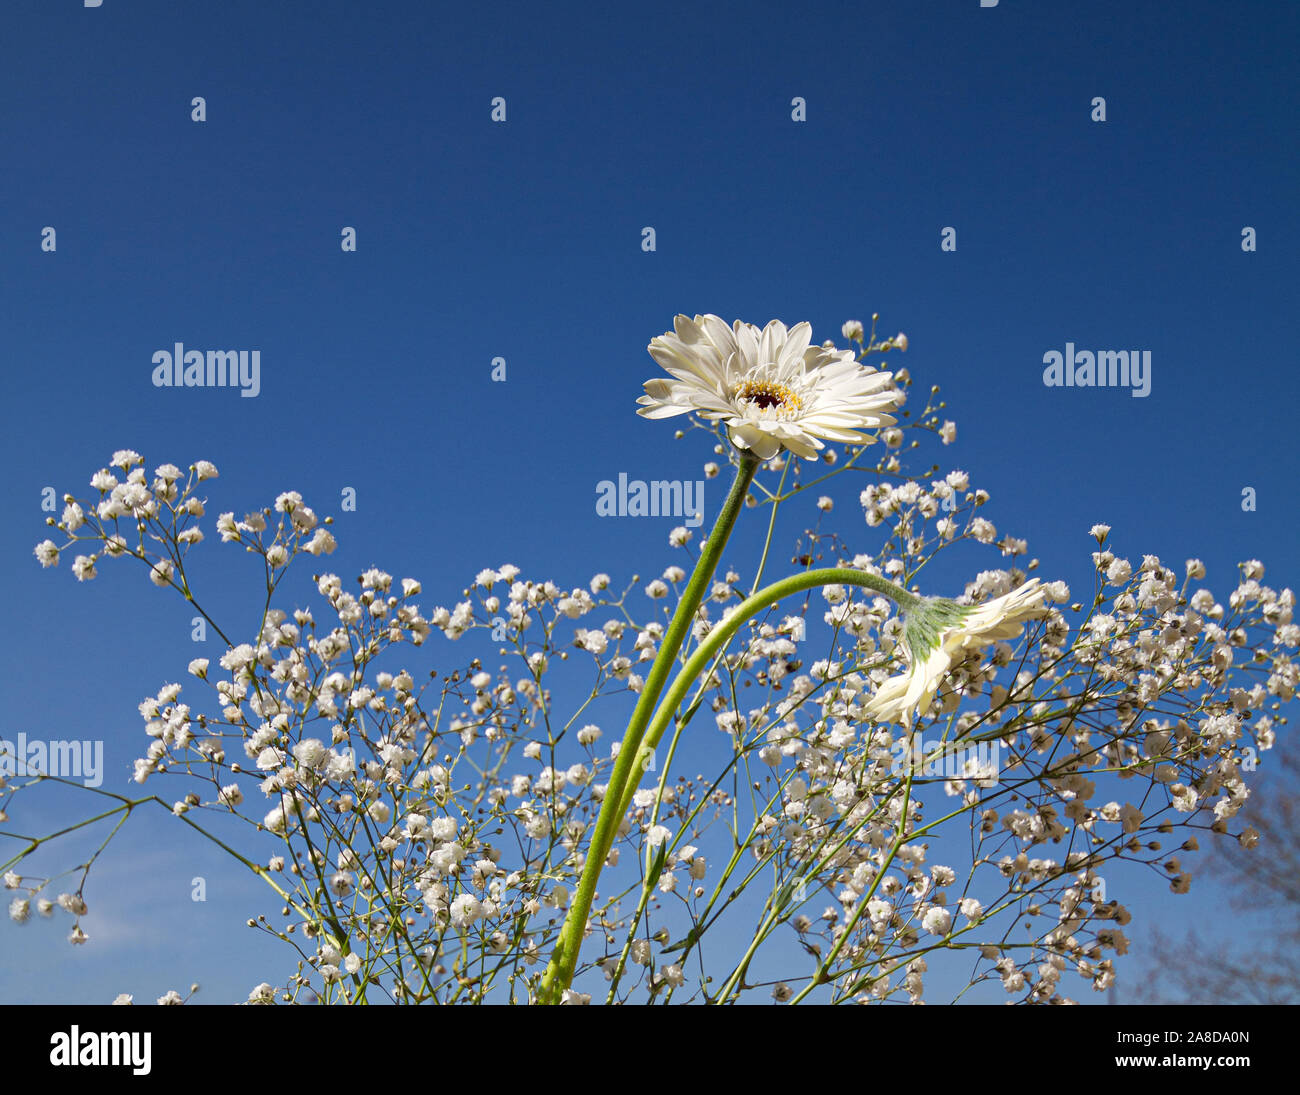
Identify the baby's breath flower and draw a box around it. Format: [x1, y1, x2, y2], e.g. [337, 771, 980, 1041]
[450, 894, 483, 928]
[922, 906, 953, 936]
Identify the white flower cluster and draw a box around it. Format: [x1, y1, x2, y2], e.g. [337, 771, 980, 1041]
[18, 336, 1297, 1006]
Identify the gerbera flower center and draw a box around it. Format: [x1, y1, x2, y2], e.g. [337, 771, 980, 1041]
[736, 378, 802, 415]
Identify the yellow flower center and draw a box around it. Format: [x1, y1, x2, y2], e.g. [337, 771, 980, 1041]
[736, 379, 802, 415]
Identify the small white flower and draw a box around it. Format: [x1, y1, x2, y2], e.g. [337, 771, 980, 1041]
[247, 983, 275, 1004]
[1170, 783, 1197, 812]
[263, 803, 291, 834]
[219, 644, 257, 673]
[304, 529, 336, 556]
[922, 906, 953, 936]
[57, 893, 87, 915]
[450, 894, 483, 927]
[293, 738, 328, 770]
[255, 746, 284, 771]
[1119, 804, 1144, 834]
[578, 629, 607, 655]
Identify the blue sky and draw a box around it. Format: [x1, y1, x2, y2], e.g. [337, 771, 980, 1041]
[1, 0, 1296, 1003]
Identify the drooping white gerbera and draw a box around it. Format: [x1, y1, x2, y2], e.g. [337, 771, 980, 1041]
[637, 314, 898, 460]
[863, 580, 1048, 729]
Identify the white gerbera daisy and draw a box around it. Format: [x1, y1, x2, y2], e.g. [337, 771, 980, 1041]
[637, 314, 898, 460]
[864, 580, 1048, 729]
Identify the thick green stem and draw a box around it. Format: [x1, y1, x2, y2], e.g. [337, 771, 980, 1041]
[536, 453, 759, 1003]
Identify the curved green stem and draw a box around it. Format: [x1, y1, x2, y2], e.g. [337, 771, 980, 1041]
[613, 567, 920, 822]
[536, 453, 760, 1003]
